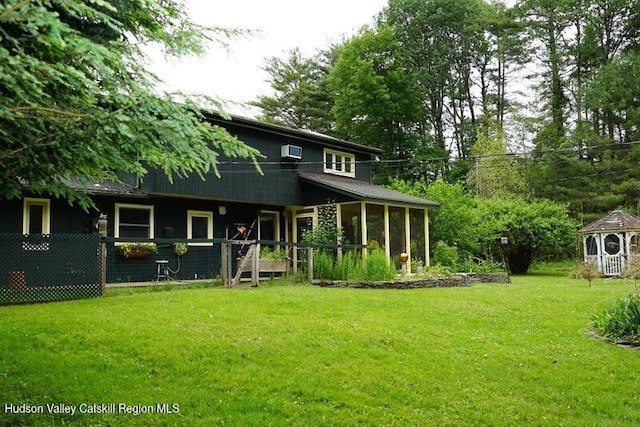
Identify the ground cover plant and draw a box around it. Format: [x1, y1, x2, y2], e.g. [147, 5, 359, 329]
[1, 268, 640, 425]
[592, 292, 640, 344]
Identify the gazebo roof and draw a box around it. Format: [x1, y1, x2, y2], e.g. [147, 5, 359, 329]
[580, 210, 640, 233]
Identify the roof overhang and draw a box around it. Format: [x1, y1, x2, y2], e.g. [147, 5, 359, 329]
[298, 172, 439, 209]
[64, 178, 145, 197]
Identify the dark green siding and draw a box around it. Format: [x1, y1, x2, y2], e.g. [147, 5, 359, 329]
[139, 117, 375, 205]
[0, 196, 96, 234]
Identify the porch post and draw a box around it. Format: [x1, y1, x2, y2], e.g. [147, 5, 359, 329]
[404, 207, 411, 273]
[424, 209, 431, 267]
[336, 203, 343, 261]
[384, 204, 390, 263]
[291, 213, 297, 272]
[361, 202, 368, 259]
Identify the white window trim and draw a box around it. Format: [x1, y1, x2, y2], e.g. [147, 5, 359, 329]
[324, 148, 356, 178]
[187, 210, 213, 246]
[23, 198, 51, 235]
[114, 203, 154, 241]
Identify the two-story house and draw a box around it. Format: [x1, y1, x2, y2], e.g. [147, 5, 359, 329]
[1, 113, 438, 283]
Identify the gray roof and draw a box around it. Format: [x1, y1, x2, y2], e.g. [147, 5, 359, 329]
[205, 112, 384, 156]
[63, 178, 144, 196]
[298, 172, 439, 209]
[580, 210, 640, 233]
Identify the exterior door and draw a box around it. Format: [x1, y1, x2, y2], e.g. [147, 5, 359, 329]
[601, 233, 623, 276]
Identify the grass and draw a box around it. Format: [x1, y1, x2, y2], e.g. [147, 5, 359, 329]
[1, 269, 640, 426]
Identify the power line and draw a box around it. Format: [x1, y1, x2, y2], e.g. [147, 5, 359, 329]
[215, 139, 640, 168]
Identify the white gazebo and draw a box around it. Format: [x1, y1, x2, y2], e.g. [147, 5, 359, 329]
[580, 210, 640, 276]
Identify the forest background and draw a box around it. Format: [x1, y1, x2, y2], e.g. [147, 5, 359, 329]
[2, 0, 638, 273]
[251, 0, 640, 227]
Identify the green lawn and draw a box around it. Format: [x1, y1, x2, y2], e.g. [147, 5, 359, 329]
[1, 270, 639, 426]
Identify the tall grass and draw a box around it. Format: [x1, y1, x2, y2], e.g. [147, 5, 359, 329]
[313, 249, 396, 281]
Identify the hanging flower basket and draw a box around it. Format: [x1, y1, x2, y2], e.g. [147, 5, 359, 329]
[118, 242, 158, 259]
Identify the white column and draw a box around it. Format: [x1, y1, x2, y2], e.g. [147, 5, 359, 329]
[384, 204, 391, 263]
[424, 209, 430, 267]
[292, 211, 298, 272]
[336, 203, 343, 260]
[405, 207, 411, 272]
[361, 202, 368, 259]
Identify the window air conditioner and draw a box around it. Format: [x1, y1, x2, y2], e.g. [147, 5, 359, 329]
[281, 144, 302, 160]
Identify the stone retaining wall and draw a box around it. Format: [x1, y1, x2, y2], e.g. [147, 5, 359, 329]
[313, 272, 510, 289]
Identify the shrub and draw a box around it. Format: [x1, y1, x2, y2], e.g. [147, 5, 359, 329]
[259, 247, 289, 260]
[421, 264, 455, 278]
[569, 261, 601, 287]
[592, 293, 640, 344]
[432, 241, 459, 269]
[458, 258, 504, 273]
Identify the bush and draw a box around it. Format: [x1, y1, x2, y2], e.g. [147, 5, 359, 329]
[592, 293, 640, 344]
[259, 247, 289, 260]
[569, 261, 601, 287]
[432, 241, 459, 269]
[458, 258, 504, 273]
[421, 264, 455, 278]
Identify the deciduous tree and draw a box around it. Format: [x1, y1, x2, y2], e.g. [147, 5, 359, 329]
[477, 197, 576, 274]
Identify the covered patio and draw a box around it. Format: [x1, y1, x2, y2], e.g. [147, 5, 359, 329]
[292, 172, 439, 271]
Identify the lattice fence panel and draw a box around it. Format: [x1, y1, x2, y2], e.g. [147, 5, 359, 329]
[0, 234, 102, 304]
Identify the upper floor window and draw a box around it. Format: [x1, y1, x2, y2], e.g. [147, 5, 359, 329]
[324, 149, 355, 178]
[115, 203, 154, 239]
[23, 198, 50, 235]
[187, 210, 213, 246]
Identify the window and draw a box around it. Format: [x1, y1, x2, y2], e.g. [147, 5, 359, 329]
[259, 211, 281, 250]
[324, 149, 355, 177]
[23, 198, 51, 235]
[187, 210, 213, 245]
[604, 234, 621, 255]
[585, 235, 598, 256]
[115, 203, 154, 239]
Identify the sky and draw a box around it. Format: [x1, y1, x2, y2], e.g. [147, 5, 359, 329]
[147, 1, 388, 117]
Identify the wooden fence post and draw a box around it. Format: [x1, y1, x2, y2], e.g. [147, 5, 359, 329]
[251, 243, 260, 287]
[97, 214, 108, 293]
[221, 241, 229, 287]
[307, 247, 314, 282]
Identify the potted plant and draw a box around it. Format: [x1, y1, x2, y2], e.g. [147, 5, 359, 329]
[118, 242, 158, 259]
[259, 247, 290, 273]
